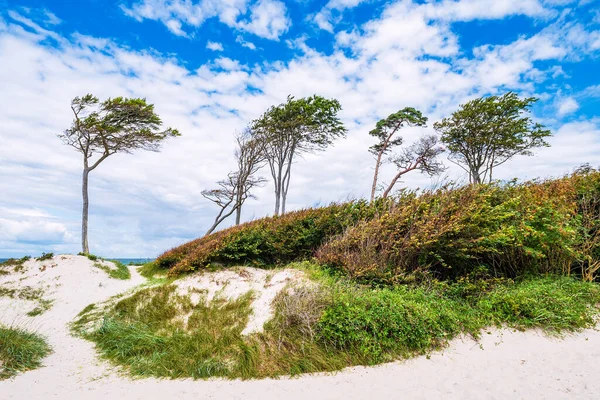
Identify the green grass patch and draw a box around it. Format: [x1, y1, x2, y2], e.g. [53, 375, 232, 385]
[75, 284, 255, 378]
[137, 262, 167, 280]
[74, 267, 600, 380]
[0, 256, 31, 274]
[78, 252, 98, 261]
[93, 261, 131, 280]
[0, 326, 51, 380]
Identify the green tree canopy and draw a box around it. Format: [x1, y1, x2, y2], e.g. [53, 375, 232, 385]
[252, 95, 346, 215]
[434, 92, 551, 184]
[59, 94, 179, 253]
[368, 107, 428, 201]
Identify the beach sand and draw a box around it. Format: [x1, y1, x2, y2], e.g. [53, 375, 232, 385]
[1, 255, 599, 399]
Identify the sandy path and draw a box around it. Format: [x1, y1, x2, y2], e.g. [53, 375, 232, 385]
[1, 255, 599, 399]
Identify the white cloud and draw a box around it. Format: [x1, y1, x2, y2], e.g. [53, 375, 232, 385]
[122, 0, 290, 40]
[236, 35, 257, 49]
[236, 0, 290, 39]
[316, 0, 551, 33]
[206, 40, 224, 51]
[1, 3, 599, 256]
[556, 97, 579, 115]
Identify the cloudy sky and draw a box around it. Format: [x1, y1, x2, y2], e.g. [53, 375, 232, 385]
[0, 0, 599, 258]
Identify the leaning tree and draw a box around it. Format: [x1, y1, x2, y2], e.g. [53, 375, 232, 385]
[369, 107, 428, 201]
[59, 94, 179, 254]
[381, 135, 445, 198]
[251, 95, 346, 215]
[434, 92, 551, 184]
[202, 129, 266, 235]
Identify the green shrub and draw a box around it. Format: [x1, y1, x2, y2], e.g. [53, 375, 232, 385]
[158, 199, 392, 275]
[36, 253, 54, 261]
[316, 176, 586, 283]
[316, 286, 478, 361]
[0, 326, 51, 380]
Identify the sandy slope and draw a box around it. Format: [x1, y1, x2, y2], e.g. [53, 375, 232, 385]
[1, 255, 599, 400]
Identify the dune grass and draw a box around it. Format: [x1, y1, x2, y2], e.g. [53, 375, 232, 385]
[73, 265, 600, 380]
[93, 260, 131, 280]
[0, 326, 51, 380]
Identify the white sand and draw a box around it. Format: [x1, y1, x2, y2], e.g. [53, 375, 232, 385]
[174, 267, 305, 335]
[1, 255, 599, 399]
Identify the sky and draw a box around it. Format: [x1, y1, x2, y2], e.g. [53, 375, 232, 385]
[0, 0, 599, 258]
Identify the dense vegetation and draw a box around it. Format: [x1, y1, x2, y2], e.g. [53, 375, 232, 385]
[0, 326, 51, 380]
[160, 171, 600, 283]
[77, 171, 600, 380]
[158, 198, 392, 275]
[74, 264, 600, 379]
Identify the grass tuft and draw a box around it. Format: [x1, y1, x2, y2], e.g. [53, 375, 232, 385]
[0, 326, 51, 380]
[93, 261, 131, 280]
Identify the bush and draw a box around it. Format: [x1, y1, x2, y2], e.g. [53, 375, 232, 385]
[316, 286, 476, 361]
[158, 199, 392, 275]
[316, 175, 592, 283]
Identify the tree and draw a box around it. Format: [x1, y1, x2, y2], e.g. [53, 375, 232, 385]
[202, 130, 265, 235]
[434, 92, 551, 184]
[369, 108, 427, 202]
[251, 95, 346, 215]
[233, 129, 266, 225]
[59, 94, 179, 254]
[381, 135, 445, 198]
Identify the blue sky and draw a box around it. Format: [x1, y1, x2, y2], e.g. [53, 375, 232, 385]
[0, 0, 599, 258]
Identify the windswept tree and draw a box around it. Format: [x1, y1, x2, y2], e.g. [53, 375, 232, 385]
[202, 130, 266, 235]
[59, 94, 179, 254]
[382, 135, 445, 198]
[252, 95, 346, 215]
[434, 92, 552, 184]
[369, 108, 427, 202]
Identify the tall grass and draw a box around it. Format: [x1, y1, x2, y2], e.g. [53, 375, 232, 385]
[0, 326, 51, 380]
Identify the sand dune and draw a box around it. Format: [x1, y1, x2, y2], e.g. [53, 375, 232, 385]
[1, 255, 599, 400]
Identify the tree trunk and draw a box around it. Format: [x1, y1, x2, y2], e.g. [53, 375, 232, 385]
[235, 189, 242, 225]
[235, 206, 242, 225]
[281, 157, 293, 215]
[382, 165, 417, 199]
[274, 163, 283, 216]
[370, 152, 384, 202]
[81, 167, 90, 254]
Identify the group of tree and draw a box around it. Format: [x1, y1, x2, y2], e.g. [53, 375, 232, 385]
[60, 91, 551, 254]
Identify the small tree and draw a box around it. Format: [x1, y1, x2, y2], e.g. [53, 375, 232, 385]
[434, 92, 551, 184]
[59, 94, 179, 254]
[233, 129, 266, 225]
[369, 108, 427, 202]
[202, 130, 265, 235]
[252, 95, 346, 216]
[382, 135, 445, 198]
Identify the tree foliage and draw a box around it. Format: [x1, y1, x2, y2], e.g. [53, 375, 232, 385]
[251, 95, 346, 215]
[368, 107, 428, 201]
[59, 94, 179, 253]
[434, 92, 551, 184]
